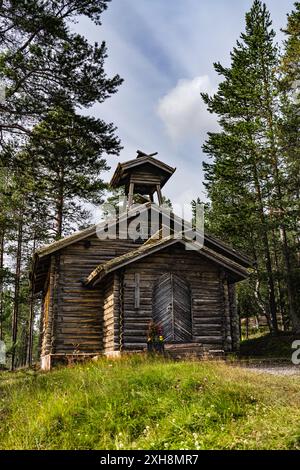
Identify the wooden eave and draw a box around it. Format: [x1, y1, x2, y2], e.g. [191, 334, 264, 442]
[34, 204, 149, 259]
[110, 156, 176, 189]
[33, 203, 251, 267]
[84, 234, 250, 287]
[30, 205, 152, 293]
[31, 202, 253, 293]
[35, 225, 97, 259]
[30, 252, 51, 293]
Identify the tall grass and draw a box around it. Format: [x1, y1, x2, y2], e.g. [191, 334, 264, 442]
[0, 355, 299, 450]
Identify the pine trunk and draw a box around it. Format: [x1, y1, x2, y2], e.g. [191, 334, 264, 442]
[55, 166, 65, 239]
[0, 229, 4, 341]
[249, 236, 273, 332]
[251, 161, 278, 333]
[27, 237, 36, 366]
[272, 231, 289, 331]
[245, 117, 278, 332]
[11, 218, 23, 371]
[279, 224, 300, 331]
[260, 55, 300, 332]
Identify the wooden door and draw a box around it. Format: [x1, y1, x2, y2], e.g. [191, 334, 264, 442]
[153, 273, 192, 342]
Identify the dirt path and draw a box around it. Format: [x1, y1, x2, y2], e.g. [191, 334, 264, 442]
[241, 364, 300, 376]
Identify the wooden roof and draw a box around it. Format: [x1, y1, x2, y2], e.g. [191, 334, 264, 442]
[84, 233, 250, 287]
[33, 205, 143, 259]
[30, 205, 151, 292]
[31, 202, 253, 292]
[32, 202, 252, 264]
[110, 153, 176, 189]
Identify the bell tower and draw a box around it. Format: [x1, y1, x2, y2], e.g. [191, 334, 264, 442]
[110, 150, 176, 208]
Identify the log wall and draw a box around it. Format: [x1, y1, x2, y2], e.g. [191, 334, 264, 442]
[43, 235, 138, 355]
[41, 235, 240, 358]
[103, 274, 115, 353]
[121, 244, 227, 351]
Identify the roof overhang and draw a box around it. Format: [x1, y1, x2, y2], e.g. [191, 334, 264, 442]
[31, 202, 253, 293]
[110, 155, 176, 189]
[84, 234, 250, 287]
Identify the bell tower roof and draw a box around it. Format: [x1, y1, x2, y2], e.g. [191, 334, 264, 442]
[110, 150, 176, 206]
[110, 150, 175, 189]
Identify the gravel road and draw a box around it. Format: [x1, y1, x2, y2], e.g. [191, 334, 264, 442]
[241, 364, 300, 376]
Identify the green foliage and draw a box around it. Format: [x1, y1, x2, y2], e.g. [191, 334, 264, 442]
[200, 0, 300, 331]
[240, 332, 299, 358]
[23, 105, 121, 237]
[281, 2, 300, 86]
[0, 0, 122, 138]
[279, 2, 300, 319]
[0, 1, 122, 367]
[0, 357, 299, 449]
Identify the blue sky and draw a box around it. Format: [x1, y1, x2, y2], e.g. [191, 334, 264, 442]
[77, 0, 295, 216]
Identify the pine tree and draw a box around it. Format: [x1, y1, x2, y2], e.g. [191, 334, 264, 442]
[24, 105, 121, 238]
[0, 1, 123, 367]
[279, 2, 300, 330]
[0, 1, 122, 139]
[201, 0, 283, 332]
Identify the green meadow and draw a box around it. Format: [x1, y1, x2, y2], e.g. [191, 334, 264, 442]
[0, 356, 299, 450]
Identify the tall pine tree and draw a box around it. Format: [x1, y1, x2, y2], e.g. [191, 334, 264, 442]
[0, 1, 123, 367]
[201, 0, 292, 332]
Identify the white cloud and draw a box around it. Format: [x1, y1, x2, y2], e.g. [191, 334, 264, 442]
[157, 75, 218, 142]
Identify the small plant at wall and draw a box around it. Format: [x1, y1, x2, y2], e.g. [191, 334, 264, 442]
[147, 321, 164, 353]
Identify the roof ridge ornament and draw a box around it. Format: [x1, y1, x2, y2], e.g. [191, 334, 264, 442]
[136, 150, 158, 158]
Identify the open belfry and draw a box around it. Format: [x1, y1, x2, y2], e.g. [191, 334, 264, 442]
[31, 151, 251, 370]
[110, 150, 175, 206]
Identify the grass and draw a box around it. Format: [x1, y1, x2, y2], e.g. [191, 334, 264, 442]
[0, 355, 300, 450]
[240, 332, 298, 359]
